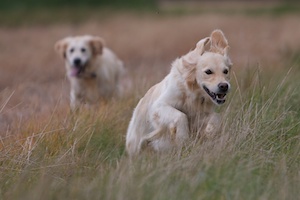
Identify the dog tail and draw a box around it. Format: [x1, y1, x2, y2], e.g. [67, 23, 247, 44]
[125, 111, 142, 156]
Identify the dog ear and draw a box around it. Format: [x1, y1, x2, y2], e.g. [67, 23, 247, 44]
[195, 37, 210, 55]
[54, 38, 69, 59]
[182, 58, 199, 91]
[182, 37, 210, 67]
[89, 37, 104, 56]
[210, 29, 230, 56]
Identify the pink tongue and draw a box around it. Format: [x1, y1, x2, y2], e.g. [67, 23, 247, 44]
[70, 68, 79, 77]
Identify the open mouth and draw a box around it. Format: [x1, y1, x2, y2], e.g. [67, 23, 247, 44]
[203, 85, 227, 105]
[70, 65, 96, 79]
[70, 66, 85, 77]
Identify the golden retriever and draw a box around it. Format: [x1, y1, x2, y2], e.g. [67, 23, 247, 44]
[55, 35, 125, 109]
[126, 30, 232, 156]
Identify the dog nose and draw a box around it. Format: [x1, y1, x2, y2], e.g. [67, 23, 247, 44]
[218, 83, 229, 92]
[73, 58, 81, 67]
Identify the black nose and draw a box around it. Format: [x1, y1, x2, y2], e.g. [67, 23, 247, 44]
[73, 58, 81, 67]
[218, 83, 229, 92]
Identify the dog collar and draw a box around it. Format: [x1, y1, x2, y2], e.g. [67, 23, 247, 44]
[90, 72, 97, 78]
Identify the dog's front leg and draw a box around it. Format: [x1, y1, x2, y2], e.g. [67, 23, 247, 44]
[204, 113, 221, 139]
[148, 105, 190, 149]
[70, 90, 82, 110]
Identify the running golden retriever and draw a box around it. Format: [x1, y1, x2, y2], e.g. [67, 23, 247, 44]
[126, 30, 232, 156]
[55, 35, 125, 109]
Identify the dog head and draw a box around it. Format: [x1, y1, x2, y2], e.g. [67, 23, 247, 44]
[183, 30, 232, 105]
[55, 35, 104, 78]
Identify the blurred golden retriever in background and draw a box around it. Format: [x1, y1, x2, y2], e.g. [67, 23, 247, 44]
[55, 35, 125, 109]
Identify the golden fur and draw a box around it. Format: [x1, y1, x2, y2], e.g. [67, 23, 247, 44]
[126, 30, 232, 156]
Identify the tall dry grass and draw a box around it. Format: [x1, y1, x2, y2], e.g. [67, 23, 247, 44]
[1, 64, 300, 200]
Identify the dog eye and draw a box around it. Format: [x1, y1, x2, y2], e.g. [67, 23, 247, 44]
[223, 69, 229, 74]
[205, 69, 213, 75]
[81, 48, 86, 53]
[70, 48, 75, 53]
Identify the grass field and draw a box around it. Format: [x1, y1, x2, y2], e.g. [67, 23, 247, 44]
[1, 3, 300, 200]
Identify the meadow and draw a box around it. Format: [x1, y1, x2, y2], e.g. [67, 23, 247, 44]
[0, 2, 300, 199]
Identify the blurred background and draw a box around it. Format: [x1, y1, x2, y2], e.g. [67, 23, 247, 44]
[0, 0, 300, 134]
